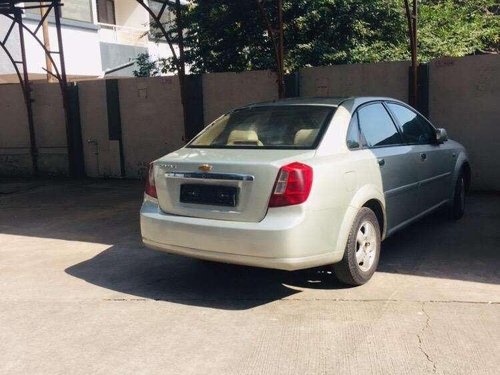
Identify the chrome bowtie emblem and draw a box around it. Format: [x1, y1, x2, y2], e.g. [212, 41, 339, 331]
[198, 164, 213, 172]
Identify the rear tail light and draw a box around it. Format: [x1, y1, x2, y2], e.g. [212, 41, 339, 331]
[268, 162, 313, 207]
[145, 162, 157, 198]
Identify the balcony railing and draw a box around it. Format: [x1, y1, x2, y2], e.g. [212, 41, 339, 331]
[98, 23, 149, 47]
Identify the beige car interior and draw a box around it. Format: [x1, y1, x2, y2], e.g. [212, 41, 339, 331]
[227, 130, 264, 146]
[226, 128, 319, 146]
[294, 129, 319, 146]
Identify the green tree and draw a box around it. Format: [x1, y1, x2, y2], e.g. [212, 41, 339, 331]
[418, 0, 499, 61]
[284, 0, 409, 69]
[183, 0, 411, 72]
[184, 0, 275, 73]
[138, 0, 499, 75]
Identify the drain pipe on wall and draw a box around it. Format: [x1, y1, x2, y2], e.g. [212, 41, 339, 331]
[87, 139, 100, 177]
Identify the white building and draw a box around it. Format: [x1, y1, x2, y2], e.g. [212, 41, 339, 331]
[0, 0, 175, 83]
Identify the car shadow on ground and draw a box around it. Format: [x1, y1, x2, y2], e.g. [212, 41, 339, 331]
[65, 242, 353, 310]
[65, 201, 499, 310]
[2, 181, 498, 310]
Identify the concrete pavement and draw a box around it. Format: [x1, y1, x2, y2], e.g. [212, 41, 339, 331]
[0, 180, 498, 374]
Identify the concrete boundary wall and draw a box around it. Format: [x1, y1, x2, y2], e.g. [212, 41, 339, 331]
[78, 80, 122, 178]
[31, 83, 68, 175]
[0, 56, 499, 190]
[0, 84, 30, 176]
[300, 61, 410, 102]
[203, 70, 279, 124]
[0, 82, 68, 176]
[119, 76, 185, 179]
[428, 55, 500, 191]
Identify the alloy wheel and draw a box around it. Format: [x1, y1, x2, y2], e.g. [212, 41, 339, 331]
[355, 221, 377, 272]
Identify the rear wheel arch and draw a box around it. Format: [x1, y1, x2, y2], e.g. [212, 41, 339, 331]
[462, 162, 471, 192]
[362, 199, 385, 239]
[335, 185, 385, 257]
[449, 165, 467, 220]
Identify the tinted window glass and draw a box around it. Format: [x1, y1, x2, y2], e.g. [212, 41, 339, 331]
[346, 113, 361, 149]
[387, 103, 436, 144]
[189, 105, 334, 149]
[97, 0, 116, 24]
[357, 104, 402, 147]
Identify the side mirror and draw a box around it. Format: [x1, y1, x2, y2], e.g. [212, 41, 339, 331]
[436, 128, 448, 144]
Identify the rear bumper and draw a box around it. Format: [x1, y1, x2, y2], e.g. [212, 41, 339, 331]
[140, 200, 341, 271]
[143, 238, 337, 271]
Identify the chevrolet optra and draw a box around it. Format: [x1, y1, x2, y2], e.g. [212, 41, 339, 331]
[140, 97, 470, 285]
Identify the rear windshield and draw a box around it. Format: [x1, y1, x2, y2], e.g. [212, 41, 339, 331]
[187, 105, 335, 149]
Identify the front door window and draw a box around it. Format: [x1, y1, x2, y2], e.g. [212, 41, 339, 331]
[386, 103, 436, 144]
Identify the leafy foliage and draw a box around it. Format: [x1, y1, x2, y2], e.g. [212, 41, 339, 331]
[418, 0, 500, 60]
[133, 53, 161, 77]
[183, 0, 275, 73]
[283, 0, 409, 70]
[137, 0, 500, 76]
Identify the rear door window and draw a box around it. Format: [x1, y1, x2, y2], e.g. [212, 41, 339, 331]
[387, 103, 436, 145]
[346, 113, 361, 149]
[357, 103, 403, 147]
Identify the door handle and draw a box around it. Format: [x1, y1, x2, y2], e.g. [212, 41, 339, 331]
[420, 153, 427, 161]
[377, 158, 385, 166]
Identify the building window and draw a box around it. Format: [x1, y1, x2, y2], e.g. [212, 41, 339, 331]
[149, 0, 175, 26]
[25, 0, 93, 23]
[97, 0, 116, 25]
[63, 0, 93, 23]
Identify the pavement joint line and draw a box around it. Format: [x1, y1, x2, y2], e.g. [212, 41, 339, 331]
[93, 298, 500, 304]
[417, 302, 438, 373]
[1, 298, 498, 304]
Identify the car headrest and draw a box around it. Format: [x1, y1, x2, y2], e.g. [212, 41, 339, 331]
[294, 129, 319, 146]
[227, 130, 263, 146]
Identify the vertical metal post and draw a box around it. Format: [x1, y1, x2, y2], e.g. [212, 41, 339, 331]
[411, 0, 418, 108]
[277, 0, 284, 98]
[53, 2, 67, 83]
[175, 0, 188, 142]
[256, 0, 284, 98]
[39, 1, 54, 82]
[16, 9, 38, 176]
[54, 0, 82, 177]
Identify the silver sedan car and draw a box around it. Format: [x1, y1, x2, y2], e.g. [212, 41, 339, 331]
[141, 97, 470, 285]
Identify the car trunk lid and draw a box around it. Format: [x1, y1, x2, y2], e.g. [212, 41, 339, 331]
[153, 148, 315, 222]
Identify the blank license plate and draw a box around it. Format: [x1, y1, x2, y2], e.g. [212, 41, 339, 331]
[180, 184, 238, 207]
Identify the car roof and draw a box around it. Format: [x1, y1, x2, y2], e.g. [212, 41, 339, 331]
[241, 97, 349, 108]
[239, 96, 401, 110]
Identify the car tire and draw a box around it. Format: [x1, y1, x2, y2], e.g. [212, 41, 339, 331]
[333, 207, 381, 286]
[449, 171, 466, 220]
